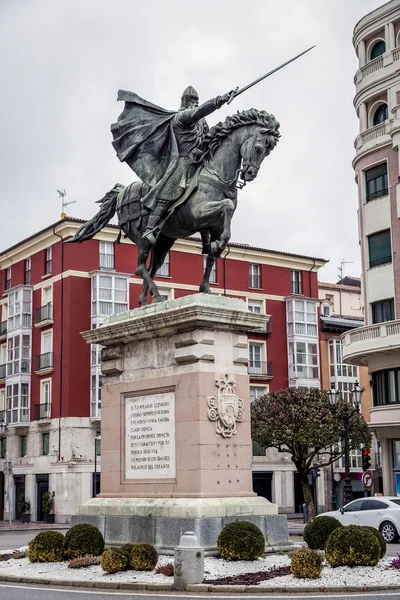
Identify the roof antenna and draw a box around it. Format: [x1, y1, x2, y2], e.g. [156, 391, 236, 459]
[338, 259, 353, 282]
[57, 189, 76, 218]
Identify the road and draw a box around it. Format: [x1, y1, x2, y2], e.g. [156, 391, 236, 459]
[1, 585, 400, 599]
[0, 529, 66, 551]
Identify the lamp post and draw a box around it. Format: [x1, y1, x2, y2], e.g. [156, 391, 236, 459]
[93, 432, 101, 498]
[327, 381, 363, 507]
[0, 421, 12, 529]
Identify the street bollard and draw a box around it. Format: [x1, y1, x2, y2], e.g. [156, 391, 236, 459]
[302, 502, 309, 523]
[173, 531, 204, 590]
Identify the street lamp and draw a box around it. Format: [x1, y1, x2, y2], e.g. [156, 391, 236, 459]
[327, 382, 363, 506]
[93, 432, 101, 498]
[0, 422, 12, 529]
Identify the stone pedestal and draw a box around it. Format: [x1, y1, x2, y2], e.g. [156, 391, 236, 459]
[72, 294, 292, 553]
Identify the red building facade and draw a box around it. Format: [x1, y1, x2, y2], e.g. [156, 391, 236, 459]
[0, 218, 326, 521]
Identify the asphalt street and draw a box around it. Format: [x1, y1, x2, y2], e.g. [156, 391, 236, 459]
[1, 585, 400, 599]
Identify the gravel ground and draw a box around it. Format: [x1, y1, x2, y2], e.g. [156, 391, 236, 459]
[0, 547, 399, 587]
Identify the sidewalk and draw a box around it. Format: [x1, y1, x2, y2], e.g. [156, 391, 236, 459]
[0, 520, 69, 532]
[286, 519, 304, 536]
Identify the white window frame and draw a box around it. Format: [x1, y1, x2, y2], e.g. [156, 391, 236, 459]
[328, 339, 358, 380]
[0, 389, 5, 412]
[25, 258, 31, 285]
[249, 264, 261, 289]
[249, 341, 266, 375]
[91, 273, 129, 318]
[203, 256, 217, 284]
[291, 270, 302, 294]
[286, 298, 318, 337]
[7, 287, 32, 331]
[288, 340, 319, 380]
[5, 268, 11, 290]
[41, 285, 53, 307]
[157, 253, 170, 277]
[45, 247, 52, 274]
[6, 382, 29, 424]
[158, 288, 174, 302]
[91, 370, 102, 419]
[250, 385, 268, 402]
[40, 379, 52, 418]
[6, 332, 31, 376]
[99, 241, 115, 271]
[248, 299, 264, 314]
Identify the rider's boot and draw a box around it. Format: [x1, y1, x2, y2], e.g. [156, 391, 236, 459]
[142, 203, 169, 246]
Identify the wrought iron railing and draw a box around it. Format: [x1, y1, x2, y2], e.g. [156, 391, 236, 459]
[35, 352, 53, 371]
[35, 303, 52, 324]
[248, 360, 273, 377]
[34, 403, 51, 420]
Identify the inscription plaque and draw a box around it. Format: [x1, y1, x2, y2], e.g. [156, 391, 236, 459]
[125, 391, 176, 479]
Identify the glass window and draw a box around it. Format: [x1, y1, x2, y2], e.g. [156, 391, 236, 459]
[373, 370, 400, 406]
[343, 499, 365, 512]
[25, 259, 31, 285]
[45, 247, 52, 274]
[323, 305, 330, 316]
[288, 340, 319, 380]
[373, 104, 388, 126]
[372, 298, 394, 323]
[368, 229, 392, 267]
[370, 40, 386, 60]
[95, 431, 101, 456]
[249, 264, 261, 289]
[5, 268, 11, 291]
[365, 163, 388, 202]
[291, 270, 302, 294]
[203, 256, 216, 284]
[248, 300, 262, 314]
[364, 500, 388, 510]
[6, 382, 29, 424]
[42, 433, 49, 455]
[157, 253, 170, 277]
[250, 386, 266, 402]
[92, 274, 128, 318]
[99, 241, 114, 270]
[20, 435, 27, 457]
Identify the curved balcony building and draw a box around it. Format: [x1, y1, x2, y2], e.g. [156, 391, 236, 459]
[342, 0, 400, 495]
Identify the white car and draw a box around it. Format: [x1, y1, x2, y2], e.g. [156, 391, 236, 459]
[319, 496, 400, 543]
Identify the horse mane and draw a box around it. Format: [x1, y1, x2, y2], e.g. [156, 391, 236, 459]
[193, 108, 281, 165]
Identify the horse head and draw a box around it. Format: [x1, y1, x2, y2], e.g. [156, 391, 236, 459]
[239, 113, 281, 182]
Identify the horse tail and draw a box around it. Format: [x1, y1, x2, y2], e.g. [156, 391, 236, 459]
[66, 184, 124, 243]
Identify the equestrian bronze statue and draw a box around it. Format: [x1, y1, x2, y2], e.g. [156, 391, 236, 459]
[68, 85, 280, 305]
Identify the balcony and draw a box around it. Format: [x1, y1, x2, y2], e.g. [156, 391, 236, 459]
[34, 303, 53, 327]
[248, 360, 273, 379]
[35, 352, 54, 374]
[0, 364, 5, 382]
[6, 409, 29, 427]
[0, 321, 6, 339]
[360, 55, 384, 78]
[342, 320, 400, 366]
[33, 403, 51, 421]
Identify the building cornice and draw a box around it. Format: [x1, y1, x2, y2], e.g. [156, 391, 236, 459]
[353, 1, 400, 49]
[0, 218, 328, 272]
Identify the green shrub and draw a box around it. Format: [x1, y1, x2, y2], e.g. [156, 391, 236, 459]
[217, 521, 265, 561]
[101, 547, 128, 573]
[64, 523, 105, 559]
[130, 544, 158, 571]
[361, 526, 386, 558]
[303, 515, 343, 550]
[28, 531, 65, 563]
[119, 543, 135, 569]
[291, 547, 323, 579]
[325, 525, 380, 567]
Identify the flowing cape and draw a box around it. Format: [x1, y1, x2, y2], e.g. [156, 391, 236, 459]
[111, 90, 180, 209]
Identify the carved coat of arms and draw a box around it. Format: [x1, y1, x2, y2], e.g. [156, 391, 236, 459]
[207, 374, 244, 437]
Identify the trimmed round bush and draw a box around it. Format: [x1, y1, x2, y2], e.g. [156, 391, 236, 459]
[119, 543, 135, 569]
[361, 526, 386, 558]
[101, 547, 128, 573]
[325, 525, 380, 567]
[217, 521, 265, 561]
[130, 544, 158, 571]
[291, 547, 323, 579]
[303, 515, 343, 550]
[28, 530, 65, 563]
[64, 523, 105, 559]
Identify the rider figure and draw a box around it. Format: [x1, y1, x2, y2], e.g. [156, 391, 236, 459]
[142, 86, 234, 245]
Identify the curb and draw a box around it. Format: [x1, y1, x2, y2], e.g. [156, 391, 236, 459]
[0, 574, 400, 593]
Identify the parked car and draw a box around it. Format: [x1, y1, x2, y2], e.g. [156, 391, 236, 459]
[319, 496, 400, 543]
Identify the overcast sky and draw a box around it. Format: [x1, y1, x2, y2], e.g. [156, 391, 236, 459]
[0, 0, 386, 282]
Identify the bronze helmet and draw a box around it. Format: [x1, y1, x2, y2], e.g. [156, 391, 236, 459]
[180, 85, 199, 109]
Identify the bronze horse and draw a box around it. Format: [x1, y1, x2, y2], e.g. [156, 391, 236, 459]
[68, 109, 280, 305]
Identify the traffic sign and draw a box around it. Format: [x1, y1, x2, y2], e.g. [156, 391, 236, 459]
[362, 471, 373, 489]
